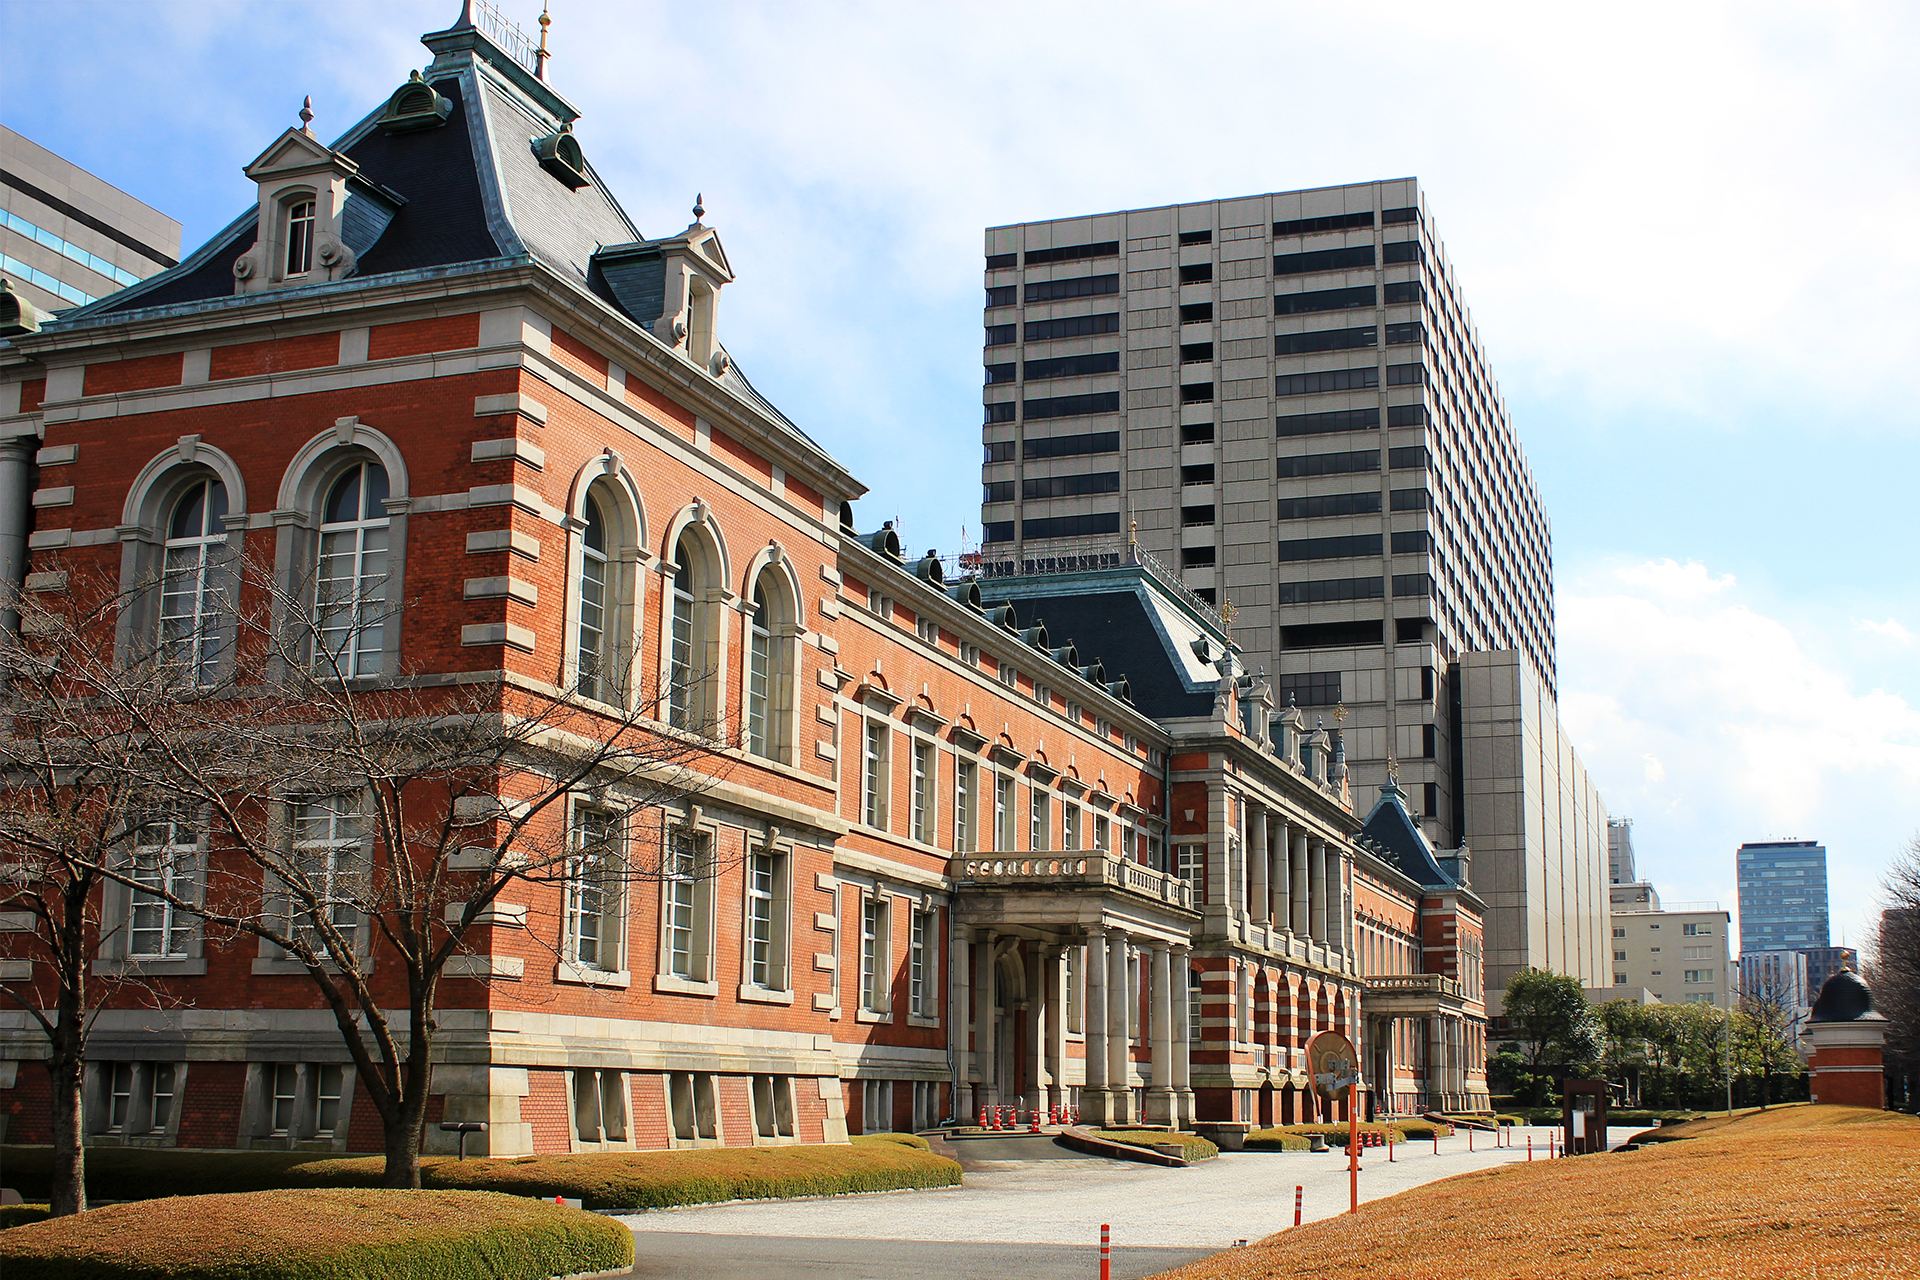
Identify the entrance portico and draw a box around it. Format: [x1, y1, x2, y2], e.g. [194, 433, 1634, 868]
[951, 852, 1199, 1129]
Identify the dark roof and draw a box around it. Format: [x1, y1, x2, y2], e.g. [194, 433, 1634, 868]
[1357, 781, 1459, 890]
[990, 589, 1213, 721]
[1808, 968, 1883, 1023]
[55, 11, 832, 464]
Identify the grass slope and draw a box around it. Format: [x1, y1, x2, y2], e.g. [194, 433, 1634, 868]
[0, 1189, 632, 1280]
[1148, 1105, 1920, 1280]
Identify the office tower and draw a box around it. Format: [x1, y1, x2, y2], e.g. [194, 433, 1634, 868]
[1, 124, 180, 317]
[1800, 946, 1859, 998]
[983, 181, 1606, 1000]
[1736, 840, 1831, 954]
[1609, 818, 1636, 885]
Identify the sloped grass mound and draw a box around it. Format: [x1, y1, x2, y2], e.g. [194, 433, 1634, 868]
[292, 1134, 961, 1210]
[0, 1188, 631, 1280]
[1090, 1130, 1220, 1162]
[1143, 1105, 1920, 1280]
[0, 1136, 959, 1211]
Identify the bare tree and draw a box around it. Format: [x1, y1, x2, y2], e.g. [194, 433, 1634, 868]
[1737, 961, 1805, 1110]
[7, 555, 738, 1189]
[0, 585, 192, 1216]
[1873, 835, 1920, 1109]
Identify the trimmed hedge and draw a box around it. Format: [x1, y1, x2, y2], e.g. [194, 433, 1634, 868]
[0, 1189, 631, 1280]
[1089, 1130, 1220, 1162]
[1244, 1130, 1311, 1152]
[0, 1205, 52, 1230]
[1255, 1122, 1437, 1147]
[0, 1137, 958, 1211]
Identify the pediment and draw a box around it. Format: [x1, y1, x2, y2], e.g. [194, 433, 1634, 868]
[245, 128, 357, 181]
[687, 227, 733, 281]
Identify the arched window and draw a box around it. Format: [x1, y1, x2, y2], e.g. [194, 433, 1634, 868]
[316, 460, 390, 677]
[576, 495, 612, 701]
[159, 478, 228, 683]
[667, 539, 698, 729]
[745, 583, 771, 754]
[285, 200, 316, 277]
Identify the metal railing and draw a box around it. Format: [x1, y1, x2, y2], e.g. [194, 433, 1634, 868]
[471, 0, 540, 73]
[952, 534, 1225, 629]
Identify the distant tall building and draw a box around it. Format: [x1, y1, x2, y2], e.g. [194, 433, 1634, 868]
[1801, 946, 1859, 997]
[981, 181, 1608, 1002]
[1608, 818, 1636, 885]
[1, 124, 180, 318]
[1736, 840, 1830, 954]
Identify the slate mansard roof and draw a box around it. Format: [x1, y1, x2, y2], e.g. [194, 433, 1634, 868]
[49, 4, 824, 454]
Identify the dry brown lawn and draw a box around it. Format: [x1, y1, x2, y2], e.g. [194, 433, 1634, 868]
[1150, 1105, 1919, 1280]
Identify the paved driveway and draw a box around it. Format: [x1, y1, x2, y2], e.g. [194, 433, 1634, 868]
[615, 1126, 1628, 1279]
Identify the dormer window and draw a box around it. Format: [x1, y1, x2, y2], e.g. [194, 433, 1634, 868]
[285, 200, 317, 277]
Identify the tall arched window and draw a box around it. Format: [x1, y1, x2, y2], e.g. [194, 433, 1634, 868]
[667, 538, 697, 729]
[316, 460, 390, 677]
[159, 478, 228, 683]
[745, 583, 771, 755]
[577, 495, 612, 701]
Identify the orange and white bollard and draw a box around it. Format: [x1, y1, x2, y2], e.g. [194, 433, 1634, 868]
[1294, 1184, 1304, 1227]
[1388, 1133, 1395, 1162]
[1100, 1223, 1111, 1280]
[1468, 1126, 1474, 1152]
[1527, 1135, 1533, 1161]
[1432, 1128, 1440, 1156]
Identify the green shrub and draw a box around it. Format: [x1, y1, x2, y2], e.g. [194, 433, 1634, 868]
[1257, 1122, 1427, 1146]
[1392, 1120, 1455, 1140]
[0, 1140, 960, 1212]
[0, 1205, 51, 1230]
[853, 1132, 932, 1151]
[1244, 1129, 1311, 1152]
[1089, 1130, 1220, 1161]
[0, 1189, 631, 1280]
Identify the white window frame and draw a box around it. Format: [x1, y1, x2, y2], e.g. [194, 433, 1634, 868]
[910, 739, 934, 844]
[954, 758, 976, 853]
[741, 841, 792, 1000]
[863, 720, 891, 830]
[1063, 804, 1081, 852]
[859, 892, 892, 1019]
[562, 804, 625, 978]
[657, 817, 716, 995]
[1030, 786, 1050, 851]
[158, 477, 230, 685]
[576, 492, 616, 703]
[994, 773, 1015, 852]
[315, 460, 392, 678]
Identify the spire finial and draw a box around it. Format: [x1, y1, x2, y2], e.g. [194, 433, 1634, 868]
[692, 192, 706, 222]
[535, 2, 552, 81]
[299, 95, 315, 135]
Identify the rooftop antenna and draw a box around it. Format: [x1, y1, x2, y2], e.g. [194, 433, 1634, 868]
[535, 2, 552, 80]
[299, 95, 315, 136]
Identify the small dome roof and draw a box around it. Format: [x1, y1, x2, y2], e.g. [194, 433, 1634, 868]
[1808, 968, 1884, 1023]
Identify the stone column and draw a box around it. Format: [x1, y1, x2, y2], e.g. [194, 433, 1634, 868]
[1144, 943, 1175, 1124]
[1290, 832, 1309, 937]
[1172, 945, 1195, 1127]
[1047, 946, 1069, 1114]
[1271, 819, 1290, 930]
[0, 437, 32, 642]
[953, 927, 972, 1117]
[1308, 837, 1327, 942]
[1025, 942, 1046, 1115]
[1107, 929, 1133, 1125]
[1330, 847, 1350, 959]
[1248, 804, 1269, 925]
[1084, 928, 1109, 1113]
[974, 929, 998, 1107]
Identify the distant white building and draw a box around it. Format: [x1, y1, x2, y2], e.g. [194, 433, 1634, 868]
[1607, 882, 1732, 1009]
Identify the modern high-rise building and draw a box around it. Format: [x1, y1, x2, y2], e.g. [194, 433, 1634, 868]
[982, 181, 1607, 1000]
[1609, 818, 1636, 885]
[1736, 840, 1830, 955]
[0, 124, 180, 318]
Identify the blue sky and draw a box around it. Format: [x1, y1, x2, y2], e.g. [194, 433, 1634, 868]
[7, 0, 1917, 955]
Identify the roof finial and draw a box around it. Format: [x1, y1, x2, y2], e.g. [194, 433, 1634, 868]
[692, 192, 706, 222]
[535, 2, 551, 81]
[299, 95, 315, 136]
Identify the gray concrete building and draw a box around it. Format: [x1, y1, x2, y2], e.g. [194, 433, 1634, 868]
[1608, 817, 1636, 885]
[982, 181, 1605, 1002]
[1, 124, 180, 318]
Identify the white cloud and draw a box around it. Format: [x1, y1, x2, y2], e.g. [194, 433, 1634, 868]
[1855, 617, 1914, 645]
[1560, 559, 1920, 944]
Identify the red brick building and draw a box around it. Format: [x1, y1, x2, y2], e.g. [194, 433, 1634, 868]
[0, 7, 1485, 1153]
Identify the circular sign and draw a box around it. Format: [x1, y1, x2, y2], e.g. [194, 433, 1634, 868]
[1306, 1030, 1360, 1099]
